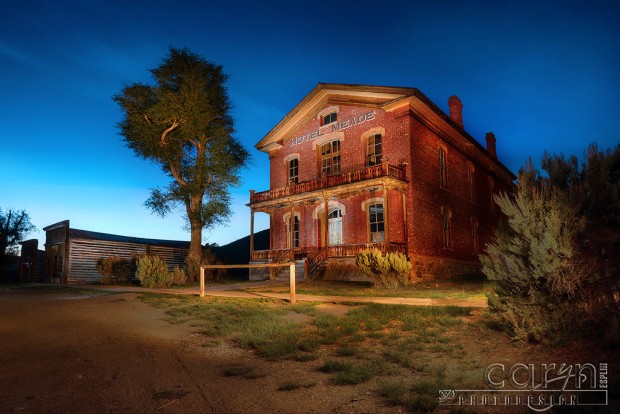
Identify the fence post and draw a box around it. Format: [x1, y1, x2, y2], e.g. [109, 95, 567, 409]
[289, 262, 296, 304]
[200, 266, 205, 298]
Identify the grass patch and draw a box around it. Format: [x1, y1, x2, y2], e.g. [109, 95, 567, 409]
[223, 364, 265, 379]
[244, 276, 492, 300]
[278, 380, 317, 391]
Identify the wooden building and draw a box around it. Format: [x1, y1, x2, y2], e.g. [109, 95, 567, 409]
[248, 83, 515, 280]
[42, 220, 189, 284]
[18, 239, 46, 282]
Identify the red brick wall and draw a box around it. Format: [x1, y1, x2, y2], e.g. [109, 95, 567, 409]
[263, 101, 512, 278]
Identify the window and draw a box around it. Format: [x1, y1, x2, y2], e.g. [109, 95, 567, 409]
[369, 203, 385, 243]
[288, 158, 298, 183]
[470, 217, 479, 253]
[322, 112, 337, 125]
[441, 207, 452, 248]
[367, 134, 382, 166]
[320, 140, 340, 176]
[489, 177, 495, 212]
[439, 147, 448, 188]
[467, 163, 475, 202]
[287, 215, 299, 248]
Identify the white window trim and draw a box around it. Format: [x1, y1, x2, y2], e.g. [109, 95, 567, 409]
[361, 197, 384, 212]
[283, 153, 300, 164]
[360, 127, 385, 143]
[317, 105, 340, 121]
[312, 132, 344, 150]
[312, 200, 346, 220]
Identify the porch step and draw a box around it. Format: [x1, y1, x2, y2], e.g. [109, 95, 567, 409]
[274, 260, 305, 282]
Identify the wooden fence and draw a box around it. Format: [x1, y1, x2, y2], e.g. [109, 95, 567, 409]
[200, 262, 297, 303]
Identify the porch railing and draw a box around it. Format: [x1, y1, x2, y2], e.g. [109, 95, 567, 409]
[250, 162, 407, 204]
[251, 243, 407, 263]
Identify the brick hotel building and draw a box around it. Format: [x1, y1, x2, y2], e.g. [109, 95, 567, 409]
[248, 83, 515, 280]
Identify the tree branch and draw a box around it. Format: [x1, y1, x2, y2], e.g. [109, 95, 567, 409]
[160, 120, 179, 146]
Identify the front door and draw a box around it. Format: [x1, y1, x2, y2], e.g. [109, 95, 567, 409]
[328, 209, 343, 245]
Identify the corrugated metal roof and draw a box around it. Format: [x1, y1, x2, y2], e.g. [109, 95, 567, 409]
[69, 228, 190, 248]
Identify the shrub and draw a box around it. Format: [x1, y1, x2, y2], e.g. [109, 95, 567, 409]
[481, 161, 595, 343]
[96, 256, 136, 284]
[171, 266, 187, 285]
[136, 255, 172, 288]
[355, 249, 412, 289]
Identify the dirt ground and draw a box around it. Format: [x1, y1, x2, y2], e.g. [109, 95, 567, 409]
[0, 288, 400, 414]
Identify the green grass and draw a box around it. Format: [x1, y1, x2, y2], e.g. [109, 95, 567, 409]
[135, 293, 559, 413]
[244, 276, 492, 301]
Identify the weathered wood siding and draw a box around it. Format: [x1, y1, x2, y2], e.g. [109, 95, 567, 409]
[67, 238, 188, 284]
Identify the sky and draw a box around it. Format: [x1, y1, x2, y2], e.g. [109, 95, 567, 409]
[1, 0, 619, 247]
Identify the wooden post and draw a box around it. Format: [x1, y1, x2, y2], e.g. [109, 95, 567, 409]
[249, 207, 255, 257]
[289, 262, 296, 304]
[289, 204, 294, 256]
[200, 266, 205, 298]
[324, 195, 329, 249]
[383, 183, 390, 250]
[402, 191, 408, 248]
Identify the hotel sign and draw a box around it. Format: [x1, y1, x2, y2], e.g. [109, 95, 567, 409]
[290, 110, 376, 147]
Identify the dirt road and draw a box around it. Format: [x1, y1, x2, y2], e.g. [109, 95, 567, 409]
[0, 288, 394, 414]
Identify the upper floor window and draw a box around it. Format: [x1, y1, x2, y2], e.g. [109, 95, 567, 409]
[367, 134, 382, 166]
[368, 203, 385, 243]
[467, 163, 475, 202]
[439, 147, 448, 188]
[441, 206, 452, 248]
[489, 177, 496, 213]
[322, 112, 337, 126]
[320, 140, 340, 176]
[288, 158, 298, 183]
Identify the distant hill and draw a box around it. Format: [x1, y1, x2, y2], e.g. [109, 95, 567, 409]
[213, 228, 270, 265]
[211, 229, 269, 280]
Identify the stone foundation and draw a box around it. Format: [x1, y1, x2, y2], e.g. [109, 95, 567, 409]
[410, 254, 481, 280]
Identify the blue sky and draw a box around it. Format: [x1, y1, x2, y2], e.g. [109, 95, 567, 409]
[1, 0, 619, 247]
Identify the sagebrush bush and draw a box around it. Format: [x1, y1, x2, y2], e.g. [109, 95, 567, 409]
[355, 249, 411, 289]
[171, 266, 187, 285]
[96, 256, 136, 284]
[136, 255, 172, 288]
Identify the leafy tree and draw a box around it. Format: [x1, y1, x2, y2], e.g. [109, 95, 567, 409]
[114, 48, 249, 279]
[0, 208, 36, 277]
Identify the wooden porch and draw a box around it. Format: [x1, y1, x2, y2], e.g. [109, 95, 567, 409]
[250, 242, 407, 261]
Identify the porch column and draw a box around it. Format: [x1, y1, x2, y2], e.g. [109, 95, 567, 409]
[249, 207, 255, 260]
[324, 195, 329, 250]
[402, 191, 408, 249]
[289, 204, 294, 260]
[383, 183, 390, 250]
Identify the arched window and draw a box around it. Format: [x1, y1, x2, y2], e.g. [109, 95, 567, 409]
[441, 207, 452, 248]
[369, 203, 385, 243]
[320, 140, 340, 176]
[467, 163, 475, 202]
[322, 111, 337, 125]
[439, 147, 448, 188]
[287, 215, 299, 248]
[288, 158, 298, 183]
[367, 134, 382, 166]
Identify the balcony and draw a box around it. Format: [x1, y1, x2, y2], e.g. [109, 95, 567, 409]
[250, 162, 407, 204]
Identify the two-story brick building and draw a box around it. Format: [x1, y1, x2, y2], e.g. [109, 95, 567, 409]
[248, 83, 515, 280]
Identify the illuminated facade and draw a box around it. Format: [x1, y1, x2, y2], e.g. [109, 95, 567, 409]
[248, 84, 515, 279]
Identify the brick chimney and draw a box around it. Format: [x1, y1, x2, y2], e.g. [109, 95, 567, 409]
[448, 95, 463, 129]
[485, 132, 497, 158]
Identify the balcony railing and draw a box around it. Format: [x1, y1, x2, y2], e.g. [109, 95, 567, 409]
[250, 162, 406, 204]
[251, 243, 407, 262]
